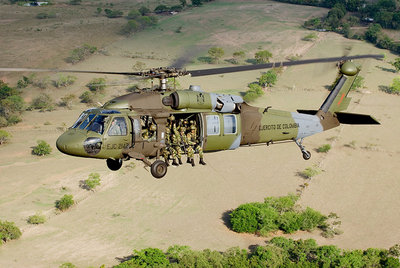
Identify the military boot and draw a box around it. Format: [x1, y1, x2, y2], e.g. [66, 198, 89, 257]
[172, 159, 179, 166]
[199, 158, 206, 165]
[186, 157, 191, 163]
[178, 158, 183, 165]
[191, 158, 195, 167]
[165, 159, 170, 166]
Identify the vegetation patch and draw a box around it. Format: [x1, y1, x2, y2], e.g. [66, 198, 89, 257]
[29, 93, 55, 111]
[80, 173, 101, 191]
[32, 140, 52, 156]
[0, 220, 22, 244]
[27, 213, 46, 225]
[229, 194, 336, 236]
[86, 78, 107, 93]
[55, 194, 74, 211]
[53, 75, 76, 88]
[114, 237, 400, 267]
[65, 44, 97, 64]
[0, 80, 25, 127]
[317, 144, 331, 153]
[0, 130, 11, 145]
[300, 166, 322, 179]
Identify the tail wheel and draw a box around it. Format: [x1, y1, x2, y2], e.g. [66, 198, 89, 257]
[151, 160, 168, 178]
[302, 151, 311, 160]
[106, 158, 123, 171]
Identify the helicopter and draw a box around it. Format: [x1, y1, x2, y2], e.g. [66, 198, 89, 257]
[0, 54, 382, 178]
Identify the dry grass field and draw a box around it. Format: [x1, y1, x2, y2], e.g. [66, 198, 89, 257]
[1, 0, 400, 267]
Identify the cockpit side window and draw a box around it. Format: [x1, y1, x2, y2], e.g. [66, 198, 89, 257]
[108, 117, 127, 136]
[72, 112, 88, 128]
[86, 115, 108, 134]
[79, 114, 96, 130]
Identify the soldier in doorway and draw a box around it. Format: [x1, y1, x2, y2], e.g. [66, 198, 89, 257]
[188, 121, 206, 165]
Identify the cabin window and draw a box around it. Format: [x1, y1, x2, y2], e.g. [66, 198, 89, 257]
[108, 117, 127, 136]
[223, 115, 237, 134]
[206, 115, 220, 136]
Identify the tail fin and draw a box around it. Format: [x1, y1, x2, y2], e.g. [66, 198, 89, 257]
[300, 61, 380, 130]
[319, 61, 359, 113]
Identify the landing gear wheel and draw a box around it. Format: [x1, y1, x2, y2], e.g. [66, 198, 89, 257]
[151, 160, 168, 179]
[106, 158, 123, 171]
[302, 151, 311, 160]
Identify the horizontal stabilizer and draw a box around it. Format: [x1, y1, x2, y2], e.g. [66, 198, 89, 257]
[335, 112, 380, 125]
[297, 110, 318, 115]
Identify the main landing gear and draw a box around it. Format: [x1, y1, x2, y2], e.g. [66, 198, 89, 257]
[294, 138, 311, 160]
[151, 160, 168, 178]
[106, 158, 123, 171]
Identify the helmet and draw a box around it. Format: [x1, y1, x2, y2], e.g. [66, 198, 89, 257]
[168, 115, 175, 121]
[190, 125, 196, 130]
[150, 124, 157, 131]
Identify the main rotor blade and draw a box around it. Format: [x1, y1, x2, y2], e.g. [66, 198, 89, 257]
[188, 54, 384, 77]
[0, 67, 143, 76]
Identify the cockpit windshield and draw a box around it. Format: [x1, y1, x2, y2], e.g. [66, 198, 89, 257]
[86, 115, 108, 134]
[78, 114, 96, 130]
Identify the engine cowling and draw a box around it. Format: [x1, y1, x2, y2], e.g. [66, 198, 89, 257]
[163, 91, 243, 113]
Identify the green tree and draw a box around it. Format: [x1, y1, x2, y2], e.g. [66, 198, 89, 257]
[255, 50, 272, 64]
[208, 47, 224, 63]
[55, 195, 74, 211]
[192, 0, 202, 6]
[104, 9, 123, 18]
[365, 24, 382, 44]
[259, 70, 277, 87]
[154, 5, 169, 13]
[180, 0, 187, 7]
[232, 51, 245, 64]
[32, 140, 52, 156]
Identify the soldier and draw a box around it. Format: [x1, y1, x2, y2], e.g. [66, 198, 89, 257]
[189, 121, 206, 165]
[170, 116, 183, 166]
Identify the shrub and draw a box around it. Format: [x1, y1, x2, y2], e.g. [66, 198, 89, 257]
[232, 50, 245, 64]
[299, 207, 326, 230]
[244, 83, 264, 102]
[55, 194, 74, 211]
[30, 93, 55, 111]
[59, 94, 76, 109]
[104, 9, 123, 18]
[127, 9, 141, 19]
[139, 6, 150, 15]
[230, 203, 261, 233]
[0, 81, 25, 126]
[350, 76, 364, 91]
[208, 47, 224, 63]
[33, 77, 50, 89]
[79, 91, 95, 104]
[86, 78, 106, 92]
[65, 44, 97, 64]
[27, 213, 46, 224]
[53, 75, 76, 88]
[36, 12, 56, 19]
[17, 75, 35, 88]
[0, 220, 22, 244]
[387, 77, 400, 95]
[154, 5, 169, 13]
[32, 140, 52, 156]
[303, 32, 317, 41]
[317, 144, 331, 153]
[82, 173, 101, 190]
[116, 248, 169, 267]
[68, 0, 81, 5]
[300, 166, 321, 179]
[0, 130, 11, 145]
[59, 263, 77, 268]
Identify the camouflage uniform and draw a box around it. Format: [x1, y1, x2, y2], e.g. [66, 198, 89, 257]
[189, 122, 206, 165]
[170, 122, 183, 165]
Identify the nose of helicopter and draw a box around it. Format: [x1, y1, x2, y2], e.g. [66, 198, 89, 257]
[56, 129, 88, 157]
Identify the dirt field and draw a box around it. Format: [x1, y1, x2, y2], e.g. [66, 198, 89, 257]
[1, 0, 400, 267]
